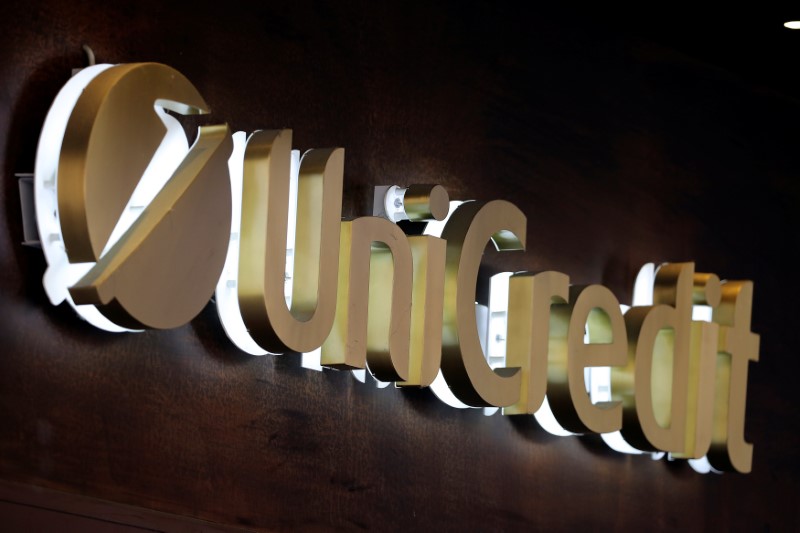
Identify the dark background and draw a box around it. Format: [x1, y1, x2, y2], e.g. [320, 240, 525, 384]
[1, 1, 798, 530]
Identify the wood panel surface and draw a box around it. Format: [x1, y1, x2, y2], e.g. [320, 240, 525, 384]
[0, 1, 798, 531]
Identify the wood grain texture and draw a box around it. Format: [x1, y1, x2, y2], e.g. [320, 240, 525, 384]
[0, 480, 248, 532]
[0, 1, 798, 530]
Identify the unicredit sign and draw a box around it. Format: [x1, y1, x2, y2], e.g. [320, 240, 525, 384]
[32, 63, 759, 474]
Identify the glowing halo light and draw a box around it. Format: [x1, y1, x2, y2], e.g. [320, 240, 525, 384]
[214, 132, 301, 356]
[784, 21, 800, 29]
[424, 202, 472, 409]
[34, 65, 120, 332]
[34, 64, 119, 331]
[34, 63, 204, 333]
[420, 207, 708, 464]
[598, 264, 656, 457]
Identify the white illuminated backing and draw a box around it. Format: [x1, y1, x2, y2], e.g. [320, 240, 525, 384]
[34, 64, 133, 332]
[101, 107, 190, 257]
[483, 274, 509, 417]
[482, 270, 574, 431]
[599, 264, 654, 456]
[214, 133, 301, 356]
[784, 21, 800, 29]
[476, 261, 719, 471]
[421, 202, 518, 414]
[686, 302, 721, 473]
[214, 132, 266, 355]
[35, 64, 214, 333]
[425, 203, 589, 432]
[592, 263, 719, 471]
[688, 455, 722, 474]
[424, 202, 473, 409]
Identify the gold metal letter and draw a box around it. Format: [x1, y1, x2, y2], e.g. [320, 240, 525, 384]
[708, 281, 759, 473]
[440, 201, 525, 407]
[238, 130, 343, 353]
[70, 125, 233, 329]
[619, 263, 694, 452]
[59, 63, 213, 262]
[399, 235, 446, 387]
[675, 273, 721, 459]
[549, 285, 627, 433]
[64, 63, 233, 329]
[321, 217, 413, 382]
[503, 271, 569, 415]
[403, 184, 450, 221]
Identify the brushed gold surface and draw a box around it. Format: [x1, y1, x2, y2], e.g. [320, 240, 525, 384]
[60, 62, 232, 329]
[321, 217, 412, 382]
[549, 285, 627, 433]
[399, 236, 446, 387]
[69, 124, 232, 329]
[673, 321, 718, 459]
[439, 200, 525, 407]
[403, 184, 449, 221]
[58, 63, 210, 262]
[709, 281, 759, 472]
[503, 271, 568, 416]
[237, 129, 344, 353]
[617, 263, 694, 452]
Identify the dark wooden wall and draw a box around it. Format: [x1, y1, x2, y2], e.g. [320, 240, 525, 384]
[1, 1, 798, 530]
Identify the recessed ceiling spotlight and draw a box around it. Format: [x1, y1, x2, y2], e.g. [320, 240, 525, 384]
[784, 21, 800, 29]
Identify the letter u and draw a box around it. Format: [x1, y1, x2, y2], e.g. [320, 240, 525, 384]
[237, 129, 344, 353]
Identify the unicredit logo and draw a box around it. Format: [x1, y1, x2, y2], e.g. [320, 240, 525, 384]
[32, 63, 760, 474]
